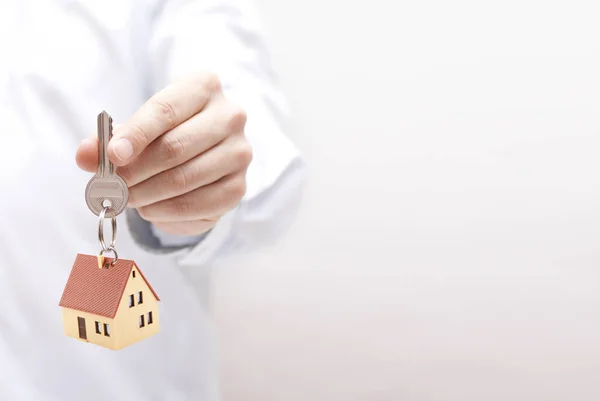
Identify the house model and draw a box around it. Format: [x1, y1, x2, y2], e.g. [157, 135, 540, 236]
[59, 253, 160, 350]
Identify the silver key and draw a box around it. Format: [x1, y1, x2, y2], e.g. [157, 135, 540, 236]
[85, 111, 129, 218]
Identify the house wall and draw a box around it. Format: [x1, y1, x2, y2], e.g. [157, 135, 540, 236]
[61, 308, 115, 349]
[113, 263, 160, 350]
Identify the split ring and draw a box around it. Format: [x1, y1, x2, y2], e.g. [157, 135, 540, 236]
[98, 206, 117, 253]
[99, 246, 119, 267]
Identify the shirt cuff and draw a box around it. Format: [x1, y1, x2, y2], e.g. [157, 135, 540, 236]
[125, 208, 207, 253]
[125, 207, 236, 267]
[150, 224, 208, 248]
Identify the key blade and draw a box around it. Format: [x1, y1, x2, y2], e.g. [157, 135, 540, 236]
[97, 111, 113, 178]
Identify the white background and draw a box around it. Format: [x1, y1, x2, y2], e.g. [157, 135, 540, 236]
[212, 1, 600, 400]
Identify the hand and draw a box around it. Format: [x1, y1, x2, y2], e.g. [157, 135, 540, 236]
[76, 73, 252, 236]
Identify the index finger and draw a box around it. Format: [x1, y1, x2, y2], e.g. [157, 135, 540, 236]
[108, 73, 221, 166]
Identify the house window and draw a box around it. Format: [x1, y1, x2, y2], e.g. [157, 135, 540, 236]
[104, 323, 110, 337]
[138, 291, 143, 304]
[132, 270, 136, 278]
[129, 294, 134, 307]
[139, 314, 145, 328]
[148, 311, 153, 325]
[95, 321, 101, 334]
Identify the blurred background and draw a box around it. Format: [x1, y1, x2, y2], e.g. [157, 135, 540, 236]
[210, 1, 600, 400]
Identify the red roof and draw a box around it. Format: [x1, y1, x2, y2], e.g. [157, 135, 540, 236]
[59, 254, 160, 318]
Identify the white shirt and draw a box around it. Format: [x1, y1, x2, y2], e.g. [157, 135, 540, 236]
[0, 0, 304, 399]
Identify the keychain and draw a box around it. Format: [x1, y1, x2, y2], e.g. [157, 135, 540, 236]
[59, 111, 160, 350]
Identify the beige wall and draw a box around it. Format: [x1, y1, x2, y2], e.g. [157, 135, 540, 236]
[61, 308, 115, 349]
[113, 264, 159, 350]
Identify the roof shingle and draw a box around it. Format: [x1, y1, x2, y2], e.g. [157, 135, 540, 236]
[59, 254, 159, 318]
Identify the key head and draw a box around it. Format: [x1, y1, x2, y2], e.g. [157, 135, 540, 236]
[85, 175, 128, 217]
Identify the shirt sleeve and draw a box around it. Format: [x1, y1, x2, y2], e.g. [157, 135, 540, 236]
[129, 0, 306, 267]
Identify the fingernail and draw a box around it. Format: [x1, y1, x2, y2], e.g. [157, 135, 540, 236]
[112, 138, 133, 161]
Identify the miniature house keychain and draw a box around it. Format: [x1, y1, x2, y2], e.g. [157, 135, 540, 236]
[59, 111, 160, 350]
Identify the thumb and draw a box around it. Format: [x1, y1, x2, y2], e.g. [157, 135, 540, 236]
[75, 124, 124, 173]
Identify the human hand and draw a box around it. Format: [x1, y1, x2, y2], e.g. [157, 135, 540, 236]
[76, 73, 252, 236]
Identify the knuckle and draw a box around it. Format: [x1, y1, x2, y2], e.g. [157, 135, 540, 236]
[201, 72, 222, 93]
[158, 135, 185, 162]
[233, 141, 253, 168]
[168, 166, 188, 192]
[169, 196, 191, 217]
[228, 175, 247, 201]
[153, 99, 177, 127]
[226, 105, 247, 132]
[129, 123, 149, 148]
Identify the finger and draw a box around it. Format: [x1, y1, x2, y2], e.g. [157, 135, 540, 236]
[108, 73, 221, 166]
[75, 137, 98, 173]
[120, 98, 246, 186]
[128, 135, 252, 207]
[151, 219, 218, 236]
[137, 172, 247, 222]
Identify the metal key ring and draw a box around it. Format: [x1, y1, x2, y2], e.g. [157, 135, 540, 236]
[98, 206, 117, 252]
[99, 246, 119, 267]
